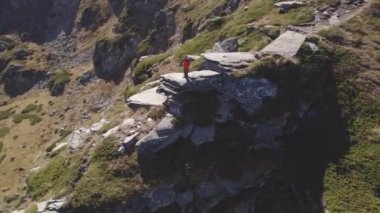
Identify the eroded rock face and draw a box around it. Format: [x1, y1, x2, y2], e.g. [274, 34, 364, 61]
[136, 115, 181, 154]
[2, 64, 47, 97]
[0, 0, 80, 42]
[93, 36, 137, 80]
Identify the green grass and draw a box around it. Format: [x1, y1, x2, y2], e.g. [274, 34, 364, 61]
[176, 30, 219, 60]
[0, 141, 3, 154]
[99, 122, 117, 134]
[0, 109, 12, 120]
[136, 39, 151, 55]
[0, 127, 10, 138]
[21, 104, 37, 114]
[240, 31, 272, 51]
[148, 106, 166, 121]
[48, 70, 71, 96]
[26, 155, 82, 198]
[324, 81, 380, 212]
[271, 7, 315, 25]
[124, 86, 139, 100]
[71, 138, 145, 209]
[319, 27, 345, 43]
[12, 114, 42, 125]
[134, 53, 169, 82]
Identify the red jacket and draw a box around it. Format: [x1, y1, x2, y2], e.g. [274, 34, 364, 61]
[182, 59, 190, 71]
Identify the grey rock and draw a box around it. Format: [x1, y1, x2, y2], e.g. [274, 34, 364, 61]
[122, 132, 140, 149]
[45, 197, 68, 211]
[93, 36, 137, 80]
[191, 126, 215, 145]
[2, 64, 47, 97]
[211, 42, 226, 53]
[196, 182, 224, 199]
[127, 87, 167, 107]
[158, 70, 221, 95]
[221, 77, 277, 115]
[136, 115, 181, 154]
[202, 52, 257, 71]
[221, 37, 239, 52]
[262, 30, 306, 57]
[215, 100, 235, 123]
[251, 114, 290, 150]
[175, 191, 194, 207]
[181, 125, 194, 139]
[275, 1, 304, 13]
[143, 186, 175, 211]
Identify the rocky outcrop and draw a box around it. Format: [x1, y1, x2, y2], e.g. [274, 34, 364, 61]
[0, 0, 80, 42]
[158, 70, 221, 95]
[93, 35, 137, 80]
[202, 52, 258, 72]
[211, 37, 239, 53]
[136, 115, 181, 154]
[2, 64, 47, 97]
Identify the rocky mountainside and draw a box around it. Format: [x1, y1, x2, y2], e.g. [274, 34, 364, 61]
[0, 0, 379, 213]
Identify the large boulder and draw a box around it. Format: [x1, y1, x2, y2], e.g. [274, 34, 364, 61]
[2, 64, 47, 97]
[93, 35, 137, 80]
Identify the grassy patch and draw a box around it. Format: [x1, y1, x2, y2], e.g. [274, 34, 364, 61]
[21, 104, 37, 114]
[12, 114, 42, 125]
[26, 155, 82, 198]
[319, 27, 345, 43]
[176, 30, 219, 60]
[271, 7, 315, 25]
[124, 86, 139, 100]
[148, 106, 166, 121]
[136, 39, 151, 55]
[0, 127, 10, 138]
[240, 31, 273, 51]
[48, 70, 71, 96]
[99, 122, 117, 134]
[0, 109, 12, 120]
[71, 139, 146, 209]
[0, 141, 3, 153]
[134, 53, 169, 82]
[324, 80, 380, 212]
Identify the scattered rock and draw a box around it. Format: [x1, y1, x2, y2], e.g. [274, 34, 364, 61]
[66, 128, 91, 150]
[90, 119, 110, 132]
[103, 126, 120, 138]
[122, 132, 140, 149]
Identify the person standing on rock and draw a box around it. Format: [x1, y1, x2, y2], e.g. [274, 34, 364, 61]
[182, 56, 191, 78]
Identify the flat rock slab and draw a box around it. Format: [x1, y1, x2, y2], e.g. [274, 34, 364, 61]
[202, 52, 256, 67]
[127, 87, 167, 107]
[161, 70, 220, 88]
[262, 30, 306, 57]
